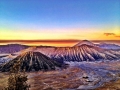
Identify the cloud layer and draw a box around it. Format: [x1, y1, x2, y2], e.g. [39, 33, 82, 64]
[104, 33, 120, 38]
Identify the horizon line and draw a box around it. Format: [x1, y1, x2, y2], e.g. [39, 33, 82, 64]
[0, 39, 120, 47]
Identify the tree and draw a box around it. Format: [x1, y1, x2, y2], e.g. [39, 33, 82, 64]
[5, 60, 30, 90]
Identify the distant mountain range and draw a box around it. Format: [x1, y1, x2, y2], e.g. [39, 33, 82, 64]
[0, 40, 120, 65]
[96, 43, 120, 50]
[74, 40, 120, 50]
[0, 44, 28, 54]
[0, 40, 120, 54]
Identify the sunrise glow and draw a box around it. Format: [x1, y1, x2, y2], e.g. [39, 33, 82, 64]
[0, 0, 120, 46]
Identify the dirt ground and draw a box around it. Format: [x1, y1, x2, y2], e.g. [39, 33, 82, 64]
[0, 61, 120, 90]
[96, 79, 120, 90]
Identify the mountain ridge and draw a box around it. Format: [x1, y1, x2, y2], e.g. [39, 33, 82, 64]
[38, 44, 120, 62]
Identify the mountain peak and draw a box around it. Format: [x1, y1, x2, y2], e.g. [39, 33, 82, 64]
[74, 40, 95, 47]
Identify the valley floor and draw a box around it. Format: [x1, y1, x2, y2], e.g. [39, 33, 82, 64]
[0, 60, 120, 90]
[96, 79, 120, 90]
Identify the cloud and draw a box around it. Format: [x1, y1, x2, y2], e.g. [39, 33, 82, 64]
[104, 33, 115, 36]
[104, 33, 120, 38]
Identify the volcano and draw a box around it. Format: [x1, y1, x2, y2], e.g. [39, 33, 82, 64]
[74, 40, 96, 47]
[0, 51, 63, 72]
[38, 44, 120, 62]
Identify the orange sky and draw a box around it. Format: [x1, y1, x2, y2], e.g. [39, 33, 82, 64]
[0, 40, 120, 47]
[0, 27, 120, 40]
[0, 27, 120, 46]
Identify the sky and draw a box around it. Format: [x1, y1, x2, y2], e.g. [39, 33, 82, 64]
[0, 0, 120, 46]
